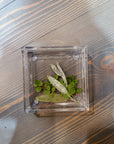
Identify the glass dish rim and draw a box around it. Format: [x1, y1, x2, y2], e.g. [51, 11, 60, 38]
[22, 45, 89, 114]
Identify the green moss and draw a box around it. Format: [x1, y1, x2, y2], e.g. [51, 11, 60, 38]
[52, 87, 56, 92]
[55, 74, 59, 80]
[44, 90, 50, 95]
[36, 87, 42, 92]
[76, 88, 82, 93]
[34, 80, 43, 86]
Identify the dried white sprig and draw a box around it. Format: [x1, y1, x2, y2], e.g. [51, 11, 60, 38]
[47, 75, 76, 102]
[50, 62, 68, 87]
[56, 62, 67, 87]
[47, 76, 67, 94]
[50, 64, 61, 76]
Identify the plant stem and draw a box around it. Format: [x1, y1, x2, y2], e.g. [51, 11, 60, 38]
[67, 94, 76, 102]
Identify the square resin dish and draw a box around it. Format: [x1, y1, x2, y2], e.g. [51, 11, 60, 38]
[22, 44, 89, 115]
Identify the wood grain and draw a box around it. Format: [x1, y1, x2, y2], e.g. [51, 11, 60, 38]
[0, 0, 113, 144]
[0, 0, 16, 10]
[22, 94, 113, 144]
[0, 0, 110, 55]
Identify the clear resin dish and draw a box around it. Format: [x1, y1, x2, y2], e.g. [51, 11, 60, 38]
[22, 44, 89, 115]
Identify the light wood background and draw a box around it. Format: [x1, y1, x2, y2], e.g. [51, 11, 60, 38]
[0, 0, 113, 144]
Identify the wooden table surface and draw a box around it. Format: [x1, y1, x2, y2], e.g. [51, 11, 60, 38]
[0, 0, 113, 144]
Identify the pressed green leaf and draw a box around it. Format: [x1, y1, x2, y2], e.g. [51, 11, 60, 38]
[35, 94, 69, 102]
